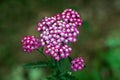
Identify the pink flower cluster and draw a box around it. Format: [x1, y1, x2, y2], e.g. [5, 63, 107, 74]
[37, 9, 82, 32]
[61, 9, 82, 26]
[21, 9, 83, 62]
[21, 36, 39, 53]
[45, 43, 72, 61]
[37, 9, 82, 61]
[71, 57, 84, 71]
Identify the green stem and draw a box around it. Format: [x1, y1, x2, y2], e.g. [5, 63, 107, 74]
[54, 60, 61, 75]
[57, 61, 61, 73]
[37, 49, 49, 61]
[68, 56, 72, 63]
[68, 56, 73, 72]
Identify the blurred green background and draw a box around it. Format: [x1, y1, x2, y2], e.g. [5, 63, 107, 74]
[0, 0, 120, 80]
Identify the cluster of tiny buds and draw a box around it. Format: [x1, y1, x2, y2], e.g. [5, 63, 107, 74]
[21, 36, 39, 53]
[71, 57, 84, 71]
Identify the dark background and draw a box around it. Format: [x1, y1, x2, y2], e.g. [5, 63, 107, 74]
[0, 0, 120, 80]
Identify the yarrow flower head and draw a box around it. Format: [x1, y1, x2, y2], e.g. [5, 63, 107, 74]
[21, 36, 40, 53]
[71, 57, 84, 71]
[36, 9, 83, 61]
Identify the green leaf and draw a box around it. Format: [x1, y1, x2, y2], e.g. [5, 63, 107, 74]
[46, 76, 56, 80]
[59, 71, 67, 77]
[68, 75, 78, 80]
[23, 61, 51, 69]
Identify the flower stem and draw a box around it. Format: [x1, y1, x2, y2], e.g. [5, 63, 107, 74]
[68, 56, 72, 63]
[53, 60, 61, 76]
[37, 49, 49, 61]
[57, 61, 61, 73]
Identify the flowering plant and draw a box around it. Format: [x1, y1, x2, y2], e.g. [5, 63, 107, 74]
[21, 9, 85, 80]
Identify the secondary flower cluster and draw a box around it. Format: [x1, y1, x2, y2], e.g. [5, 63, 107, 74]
[21, 9, 85, 71]
[71, 57, 84, 71]
[21, 36, 40, 53]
